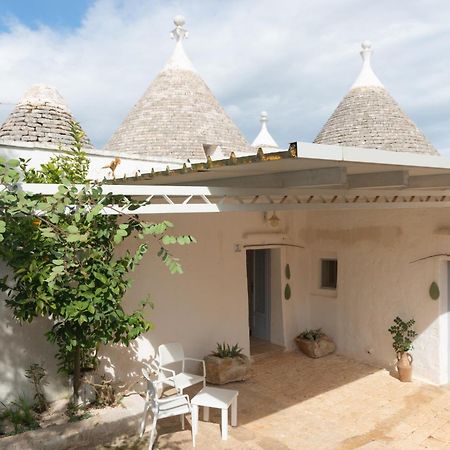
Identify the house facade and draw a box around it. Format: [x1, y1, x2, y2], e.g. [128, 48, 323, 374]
[1, 17, 450, 403]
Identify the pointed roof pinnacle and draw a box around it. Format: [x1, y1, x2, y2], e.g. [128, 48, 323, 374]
[314, 40, 438, 155]
[251, 111, 279, 149]
[104, 14, 250, 158]
[163, 15, 195, 72]
[351, 40, 383, 89]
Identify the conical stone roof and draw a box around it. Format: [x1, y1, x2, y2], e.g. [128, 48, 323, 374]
[314, 41, 438, 155]
[104, 16, 250, 160]
[0, 84, 92, 148]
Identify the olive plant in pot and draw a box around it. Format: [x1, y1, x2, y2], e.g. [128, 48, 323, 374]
[388, 316, 418, 382]
[295, 328, 336, 358]
[204, 343, 251, 385]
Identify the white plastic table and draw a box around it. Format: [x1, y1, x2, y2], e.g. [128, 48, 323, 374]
[191, 386, 238, 443]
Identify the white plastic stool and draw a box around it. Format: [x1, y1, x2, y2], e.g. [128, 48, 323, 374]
[191, 386, 238, 443]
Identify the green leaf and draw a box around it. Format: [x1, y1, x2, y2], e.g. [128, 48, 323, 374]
[67, 225, 79, 234]
[93, 272, 108, 284]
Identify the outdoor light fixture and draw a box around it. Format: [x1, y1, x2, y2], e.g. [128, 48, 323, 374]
[264, 211, 280, 228]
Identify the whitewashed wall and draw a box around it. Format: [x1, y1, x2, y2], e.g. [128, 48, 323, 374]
[0, 263, 68, 403]
[99, 211, 298, 385]
[1, 205, 450, 403]
[300, 208, 450, 385]
[0, 142, 184, 181]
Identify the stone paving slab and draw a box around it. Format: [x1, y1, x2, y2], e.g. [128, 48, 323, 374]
[100, 351, 450, 450]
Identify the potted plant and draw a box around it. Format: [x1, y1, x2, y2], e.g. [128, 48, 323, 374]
[388, 316, 417, 382]
[295, 328, 336, 358]
[204, 343, 251, 385]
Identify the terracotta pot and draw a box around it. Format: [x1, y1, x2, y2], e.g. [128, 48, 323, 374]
[295, 335, 336, 358]
[204, 355, 251, 385]
[397, 352, 413, 382]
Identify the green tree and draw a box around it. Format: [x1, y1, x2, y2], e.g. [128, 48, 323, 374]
[0, 123, 195, 400]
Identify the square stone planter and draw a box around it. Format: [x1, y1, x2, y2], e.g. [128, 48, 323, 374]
[204, 355, 251, 385]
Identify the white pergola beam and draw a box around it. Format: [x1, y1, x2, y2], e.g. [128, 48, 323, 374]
[198, 167, 347, 188]
[409, 173, 450, 188]
[107, 200, 450, 215]
[348, 171, 409, 188]
[4, 183, 450, 215]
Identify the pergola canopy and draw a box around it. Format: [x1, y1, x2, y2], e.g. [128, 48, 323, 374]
[9, 142, 450, 215]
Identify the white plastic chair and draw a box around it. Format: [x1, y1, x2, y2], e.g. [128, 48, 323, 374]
[140, 369, 195, 449]
[157, 343, 206, 394]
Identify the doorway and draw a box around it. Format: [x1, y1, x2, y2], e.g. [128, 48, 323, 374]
[247, 249, 271, 341]
[247, 249, 284, 355]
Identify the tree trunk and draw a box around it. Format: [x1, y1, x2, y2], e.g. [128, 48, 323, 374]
[73, 346, 81, 401]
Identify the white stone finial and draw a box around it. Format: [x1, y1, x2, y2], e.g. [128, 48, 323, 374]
[251, 110, 279, 149]
[361, 40, 372, 50]
[351, 40, 383, 89]
[171, 15, 188, 42]
[164, 15, 195, 72]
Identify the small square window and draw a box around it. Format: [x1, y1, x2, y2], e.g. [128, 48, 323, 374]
[321, 259, 337, 289]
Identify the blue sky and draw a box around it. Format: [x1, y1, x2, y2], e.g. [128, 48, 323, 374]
[0, 0, 93, 31]
[0, 0, 449, 154]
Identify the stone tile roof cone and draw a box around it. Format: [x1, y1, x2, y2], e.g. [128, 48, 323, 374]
[104, 16, 250, 160]
[251, 111, 279, 149]
[0, 84, 92, 148]
[314, 41, 438, 155]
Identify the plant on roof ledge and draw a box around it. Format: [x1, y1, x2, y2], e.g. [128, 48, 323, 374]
[0, 122, 196, 402]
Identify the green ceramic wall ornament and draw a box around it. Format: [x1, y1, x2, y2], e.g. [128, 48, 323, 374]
[284, 283, 291, 300]
[285, 263, 291, 279]
[429, 281, 440, 300]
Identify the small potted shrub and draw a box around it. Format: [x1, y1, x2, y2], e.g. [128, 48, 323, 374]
[388, 316, 417, 382]
[295, 328, 336, 358]
[204, 343, 251, 385]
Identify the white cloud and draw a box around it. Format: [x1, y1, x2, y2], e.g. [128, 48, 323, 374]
[0, 0, 449, 151]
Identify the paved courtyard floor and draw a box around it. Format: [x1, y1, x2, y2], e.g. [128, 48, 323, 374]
[102, 350, 450, 450]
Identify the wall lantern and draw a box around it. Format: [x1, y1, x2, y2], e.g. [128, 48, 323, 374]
[264, 211, 280, 228]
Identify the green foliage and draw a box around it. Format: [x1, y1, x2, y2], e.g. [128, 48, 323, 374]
[212, 342, 243, 358]
[24, 363, 48, 414]
[0, 123, 195, 398]
[20, 121, 89, 184]
[298, 328, 324, 341]
[388, 316, 417, 353]
[0, 396, 40, 435]
[65, 401, 92, 422]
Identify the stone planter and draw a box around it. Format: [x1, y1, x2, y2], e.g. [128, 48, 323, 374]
[204, 355, 251, 385]
[295, 335, 336, 358]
